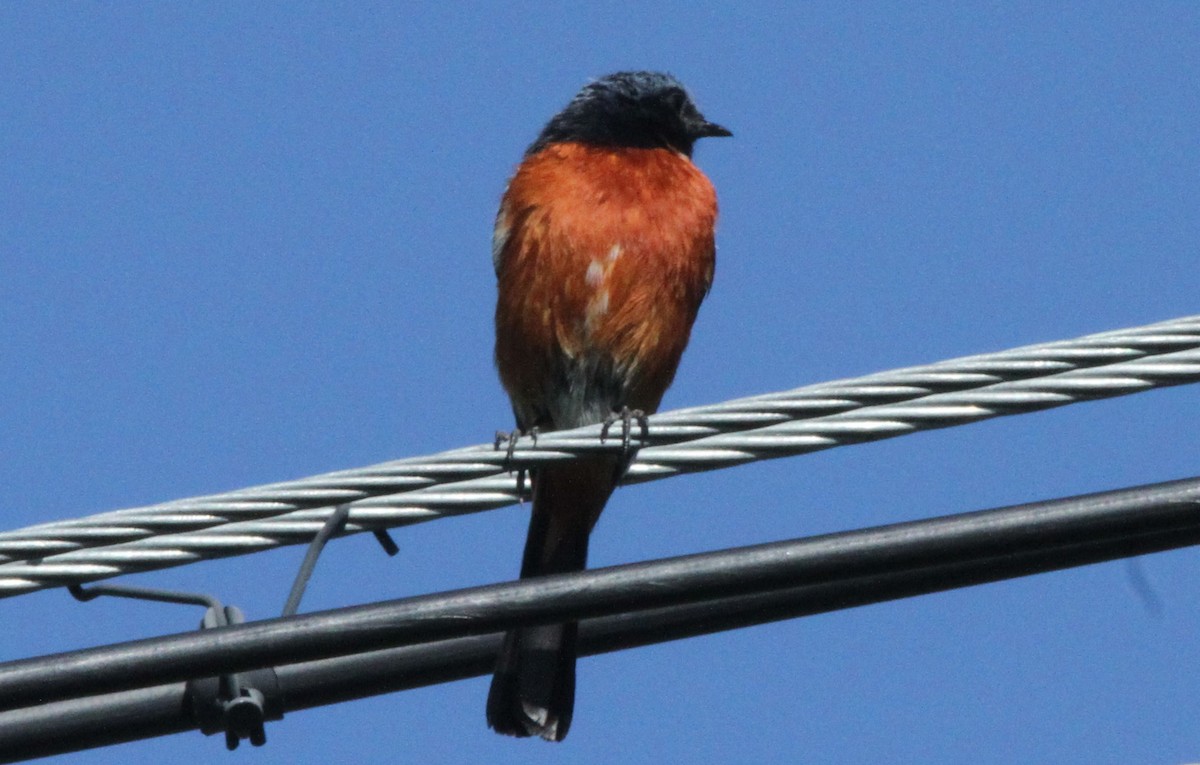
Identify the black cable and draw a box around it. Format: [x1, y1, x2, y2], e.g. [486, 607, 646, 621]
[2, 475, 1200, 761]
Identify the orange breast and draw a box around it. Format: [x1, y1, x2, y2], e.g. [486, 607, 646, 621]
[494, 142, 718, 430]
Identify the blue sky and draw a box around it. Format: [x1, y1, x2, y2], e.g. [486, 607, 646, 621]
[3, 3, 1200, 763]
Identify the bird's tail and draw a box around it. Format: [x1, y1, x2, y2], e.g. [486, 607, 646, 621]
[486, 458, 615, 741]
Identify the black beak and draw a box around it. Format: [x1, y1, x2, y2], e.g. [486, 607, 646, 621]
[697, 120, 732, 138]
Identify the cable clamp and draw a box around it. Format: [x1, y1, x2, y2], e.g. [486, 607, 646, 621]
[69, 583, 283, 750]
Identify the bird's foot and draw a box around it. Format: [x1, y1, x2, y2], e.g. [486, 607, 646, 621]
[600, 406, 648, 456]
[494, 427, 538, 502]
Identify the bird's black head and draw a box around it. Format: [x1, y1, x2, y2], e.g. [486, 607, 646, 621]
[526, 71, 731, 158]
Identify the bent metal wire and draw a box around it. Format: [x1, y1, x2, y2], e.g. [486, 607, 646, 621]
[1, 314, 1199, 597]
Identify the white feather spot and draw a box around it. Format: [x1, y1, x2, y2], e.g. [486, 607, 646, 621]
[607, 244, 622, 262]
[522, 701, 550, 727]
[585, 259, 605, 287]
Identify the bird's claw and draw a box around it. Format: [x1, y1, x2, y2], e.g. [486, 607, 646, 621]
[494, 427, 538, 502]
[600, 406, 648, 456]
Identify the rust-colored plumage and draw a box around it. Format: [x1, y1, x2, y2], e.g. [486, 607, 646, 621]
[494, 142, 717, 425]
[488, 71, 728, 741]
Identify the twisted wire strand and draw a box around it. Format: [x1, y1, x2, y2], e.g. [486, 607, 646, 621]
[1, 315, 1198, 597]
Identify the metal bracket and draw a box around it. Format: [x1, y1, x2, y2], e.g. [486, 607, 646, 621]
[64, 504, 401, 747]
[68, 582, 282, 750]
[281, 504, 399, 617]
[190, 604, 281, 749]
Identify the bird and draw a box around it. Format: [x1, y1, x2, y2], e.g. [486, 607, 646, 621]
[488, 71, 730, 741]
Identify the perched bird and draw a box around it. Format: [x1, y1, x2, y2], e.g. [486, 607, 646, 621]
[488, 71, 730, 741]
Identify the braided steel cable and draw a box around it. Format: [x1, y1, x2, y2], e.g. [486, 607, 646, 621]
[0, 315, 1198, 596]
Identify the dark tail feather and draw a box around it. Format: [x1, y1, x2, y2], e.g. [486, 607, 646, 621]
[486, 610, 581, 741]
[487, 460, 613, 741]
